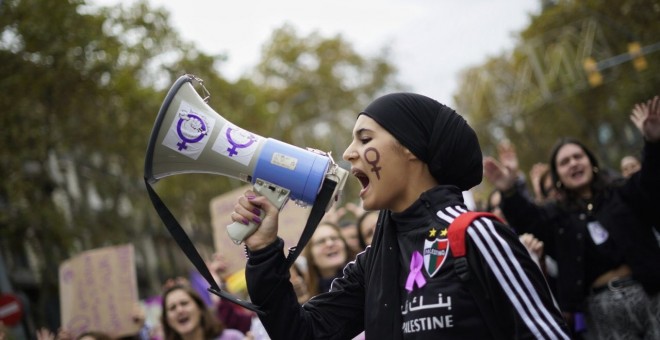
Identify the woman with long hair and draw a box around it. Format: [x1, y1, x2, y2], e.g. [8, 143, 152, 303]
[484, 95, 660, 339]
[301, 221, 349, 296]
[160, 284, 244, 340]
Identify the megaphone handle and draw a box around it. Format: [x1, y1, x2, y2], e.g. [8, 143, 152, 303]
[227, 179, 291, 245]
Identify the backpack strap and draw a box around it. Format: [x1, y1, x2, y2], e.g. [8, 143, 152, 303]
[448, 211, 502, 257]
[448, 211, 508, 340]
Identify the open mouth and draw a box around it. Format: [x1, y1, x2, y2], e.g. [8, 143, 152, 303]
[352, 168, 370, 189]
[570, 169, 584, 179]
[177, 315, 191, 326]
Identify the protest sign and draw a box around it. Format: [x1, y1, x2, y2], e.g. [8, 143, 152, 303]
[59, 244, 140, 338]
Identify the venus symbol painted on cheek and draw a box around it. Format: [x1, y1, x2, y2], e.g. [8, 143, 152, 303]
[364, 147, 382, 180]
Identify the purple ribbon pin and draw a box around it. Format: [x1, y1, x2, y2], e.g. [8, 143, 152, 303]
[405, 251, 426, 292]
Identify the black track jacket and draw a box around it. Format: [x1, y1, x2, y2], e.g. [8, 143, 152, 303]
[245, 186, 569, 339]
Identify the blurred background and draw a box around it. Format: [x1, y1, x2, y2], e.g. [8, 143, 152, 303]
[1, 0, 658, 338]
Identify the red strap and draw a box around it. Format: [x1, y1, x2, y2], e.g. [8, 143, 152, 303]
[448, 212, 503, 257]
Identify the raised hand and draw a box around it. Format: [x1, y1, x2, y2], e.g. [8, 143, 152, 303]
[35, 328, 56, 340]
[232, 190, 280, 251]
[483, 156, 518, 192]
[631, 95, 660, 143]
[519, 233, 544, 263]
[321, 204, 347, 224]
[497, 139, 520, 175]
[529, 163, 549, 201]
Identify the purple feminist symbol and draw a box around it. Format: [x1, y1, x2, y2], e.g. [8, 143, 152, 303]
[176, 112, 208, 150]
[364, 147, 382, 179]
[226, 127, 257, 156]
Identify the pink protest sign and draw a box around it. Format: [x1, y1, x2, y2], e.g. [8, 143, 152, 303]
[58, 244, 140, 338]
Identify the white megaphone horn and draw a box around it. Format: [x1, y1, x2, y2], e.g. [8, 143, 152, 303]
[144, 74, 349, 245]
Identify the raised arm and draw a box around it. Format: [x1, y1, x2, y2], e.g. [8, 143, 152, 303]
[231, 190, 281, 251]
[624, 95, 660, 215]
[234, 190, 365, 340]
[631, 95, 660, 143]
[483, 156, 553, 239]
[244, 237, 366, 339]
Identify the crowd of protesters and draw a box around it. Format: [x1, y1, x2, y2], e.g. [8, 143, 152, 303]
[21, 94, 658, 340]
[482, 95, 660, 339]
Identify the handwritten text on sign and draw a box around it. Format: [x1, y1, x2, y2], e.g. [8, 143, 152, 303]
[58, 244, 139, 338]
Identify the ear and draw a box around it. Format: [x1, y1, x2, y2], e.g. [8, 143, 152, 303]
[403, 147, 418, 161]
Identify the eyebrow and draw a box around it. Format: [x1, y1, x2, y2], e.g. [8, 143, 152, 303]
[354, 127, 372, 137]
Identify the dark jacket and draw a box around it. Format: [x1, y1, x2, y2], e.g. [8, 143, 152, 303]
[246, 186, 569, 339]
[501, 141, 660, 312]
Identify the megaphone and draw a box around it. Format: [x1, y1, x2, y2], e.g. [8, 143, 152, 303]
[144, 74, 349, 244]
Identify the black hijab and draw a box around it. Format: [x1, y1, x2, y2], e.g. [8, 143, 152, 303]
[360, 92, 483, 191]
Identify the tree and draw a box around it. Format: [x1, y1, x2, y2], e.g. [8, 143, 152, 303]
[0, 0, 226, 329]
[0, 0, 401, 332]
[454, 0, 660, 201]
[252, 24, 401, 159]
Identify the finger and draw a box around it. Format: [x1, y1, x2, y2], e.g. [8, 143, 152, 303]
[529, 239, 541, 249]
[650, 95, 660, 115]
[232, 197, 258, 223]
[497, 139, 514, 154]
[536, 240, 544, 250]
[630, 103, 646, 126]
[235, 195, 258, 215]
[231, 210, 252, 225]
[246, 194, 278, 215]
[631, 104, 642, 119]
[483, 167, 501, 181]
[630, 113, 644, 129]
[519, 233, 532, 244]
[483, 157, 500, 171]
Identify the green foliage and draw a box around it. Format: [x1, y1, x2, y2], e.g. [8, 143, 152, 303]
[0, 0, 224, 326]
[455, 0, 660, 200]
[254, 24, 400, 152]
[248, 24, 400, 202]
[0, 0, 399, 330]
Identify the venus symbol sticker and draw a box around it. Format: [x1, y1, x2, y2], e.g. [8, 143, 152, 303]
[212, 123, 261, 166]
[162, 101, 216, 160]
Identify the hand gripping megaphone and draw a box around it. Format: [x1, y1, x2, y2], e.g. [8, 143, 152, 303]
[144, 74, 349, 314]
[145, 74, 349, 243]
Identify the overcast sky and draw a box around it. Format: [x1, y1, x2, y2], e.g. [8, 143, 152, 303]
[95, 0, 540, 106]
